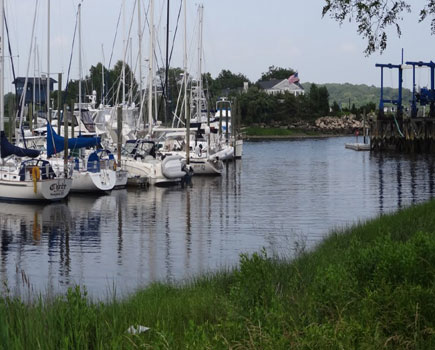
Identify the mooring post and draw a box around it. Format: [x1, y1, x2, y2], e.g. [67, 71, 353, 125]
[70, 102, 75, 138]
[58, 73, 62, 134]
[207, 94, 210, 157]
[232, 98, 237, 147]
[225, 104, 229, 144]
[29, 103, 33, 132]
[363, 108, 367, 144]
[117, 105, 122, 168]
[63, 104, 68, 177]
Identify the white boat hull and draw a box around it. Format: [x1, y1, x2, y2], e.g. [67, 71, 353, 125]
[189, 158, 223, 175]
[114, 169, 128, 189]
[0, 178, 72, 202]
[125, 158, 182, 186]
[210, 146, 234, 161]
[71, 169, 116, 192]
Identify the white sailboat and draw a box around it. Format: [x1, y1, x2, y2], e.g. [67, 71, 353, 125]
[0, 0, 72, 201]
[120, 0, 187, 186]
[66, 3, 116, 193]
[156, 130, 223, 175]
[123, 139, 187, 185]
[46, 123, 117, 193]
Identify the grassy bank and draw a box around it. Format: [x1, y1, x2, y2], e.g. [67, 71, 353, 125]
[243, 126, 331, 139]
[2, 201, 435, 349]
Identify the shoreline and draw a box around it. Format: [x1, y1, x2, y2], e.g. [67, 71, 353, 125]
[2, 200, 434, 348]
[244, 133, 353, 140]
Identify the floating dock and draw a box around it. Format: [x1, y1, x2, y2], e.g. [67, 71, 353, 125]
[345, 142, 370, 151]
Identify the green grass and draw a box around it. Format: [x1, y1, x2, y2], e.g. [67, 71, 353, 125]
[2, 201, 435, 349]
[244, 126, 321, 137]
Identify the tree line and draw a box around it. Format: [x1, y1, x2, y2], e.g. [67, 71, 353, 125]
[7, 63, 379, 127]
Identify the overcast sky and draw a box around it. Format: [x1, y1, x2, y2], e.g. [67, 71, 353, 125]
[4, 0, 435, 92]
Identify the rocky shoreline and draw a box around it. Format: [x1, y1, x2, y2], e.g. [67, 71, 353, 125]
[245, 115, 369, 139]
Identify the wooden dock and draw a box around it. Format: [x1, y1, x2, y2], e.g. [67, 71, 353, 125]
[370, 116, 435, 152]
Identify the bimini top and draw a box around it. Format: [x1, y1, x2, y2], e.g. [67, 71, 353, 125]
[1, 131, 40, 159]
[46, 123, 100, 157]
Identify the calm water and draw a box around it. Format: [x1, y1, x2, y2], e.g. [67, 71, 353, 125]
[1, 136, 435, 298]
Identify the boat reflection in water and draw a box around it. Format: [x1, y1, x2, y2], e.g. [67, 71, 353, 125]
[0, 201, 71, 298]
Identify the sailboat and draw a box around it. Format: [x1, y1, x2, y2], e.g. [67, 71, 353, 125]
[120, 0, 187, 186]
[0, 0, 72, 201]
[46, 123, 116, 192]
[155, 3, 224, 175]
[0, 134, 72, 201]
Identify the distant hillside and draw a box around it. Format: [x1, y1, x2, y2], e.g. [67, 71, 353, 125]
[302, 82, 412, 108]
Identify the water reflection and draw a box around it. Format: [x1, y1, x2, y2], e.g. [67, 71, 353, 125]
[1, 137, 435, 297]
[0, 202, 71, 296]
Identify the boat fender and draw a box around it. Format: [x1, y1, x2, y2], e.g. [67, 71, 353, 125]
[32, 166, 40, 194]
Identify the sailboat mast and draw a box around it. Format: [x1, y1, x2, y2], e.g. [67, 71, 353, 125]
[165, 0, 170, 125]
[129, 37, 133, 105]
[33, 37, 36, 117]
[101, 44, 105, 106]
[148, 0, 154, 135]
[197, 4, 203, 121]
[0, 0, 4, 133]
[199, 5, 204, 114]
[184, 0, 190, 163]
[137, 0, 143, 110]
[47, 0, 50, 122]
[78, 3, 82, 131]
[122, 0, 126, 105]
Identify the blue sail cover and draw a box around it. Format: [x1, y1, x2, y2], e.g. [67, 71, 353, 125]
[1, 131, 40, 158]
[46, 124, 100, 157]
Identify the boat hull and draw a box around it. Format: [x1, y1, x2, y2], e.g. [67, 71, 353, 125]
[114, 169, 129, 189]
[0, 178, 72, 202]
[125, 158, 182, 186]
[189, 158, 223, 175]
[71, 169, 116, 192]
[210, 146, 234, 161]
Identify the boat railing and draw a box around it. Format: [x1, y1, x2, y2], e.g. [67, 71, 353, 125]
[49, 162, 74, 179]
[84, 159, 115, 172]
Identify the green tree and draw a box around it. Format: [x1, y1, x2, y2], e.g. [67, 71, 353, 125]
[259, 66, 295, 81]
[351, 103, 358, 115]
[238, 86, 275, 124]
[213, 70, 250, 96]
[107, 60, 138, 105]
[322, 1, 435, 55]
[61, 79, 79, 109]
[87, 63, 111, 106]
[4, 92, 16, 119]
[307, 83, 330, 118]
[331, 100, 341, 116]
[317, 86, 330, 116]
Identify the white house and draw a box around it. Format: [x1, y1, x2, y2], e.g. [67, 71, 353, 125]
[258, 78, 305, 96]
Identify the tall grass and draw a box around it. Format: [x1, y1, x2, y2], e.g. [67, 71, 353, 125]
[2, 201, 435, 349]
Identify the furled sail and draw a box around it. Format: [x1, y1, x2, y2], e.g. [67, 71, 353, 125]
[0, 131, 40, 158]
[46, 124, 100, 157]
